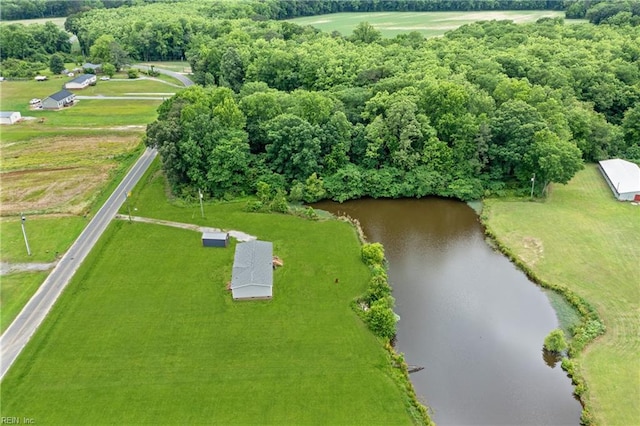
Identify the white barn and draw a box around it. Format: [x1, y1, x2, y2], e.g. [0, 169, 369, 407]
[0, 111, 21, 125]
[230, 240, 273, 300]
[64, 74, 97, 90]
[598, 159, 640, 201]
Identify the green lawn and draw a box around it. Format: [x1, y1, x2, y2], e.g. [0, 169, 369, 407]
[0, 271, 49, 333]
[287, 10, 569, 38]
[484, 164, 640, 426]
[0, 164, 420, 424]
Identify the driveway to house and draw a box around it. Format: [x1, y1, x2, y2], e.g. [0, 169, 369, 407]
[132, 64, 194, 87]
[76, 95, 170, 100]
[0, 148, 158, 380]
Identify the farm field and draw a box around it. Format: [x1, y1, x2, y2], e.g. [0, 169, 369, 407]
[0, 17, 67, 28]
[0, 71, 185, 331]
[484, 165, 640, 426]
[0, 163, 420, 424]
[287, 10, 571, 38]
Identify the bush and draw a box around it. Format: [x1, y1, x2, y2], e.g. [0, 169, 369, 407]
[127, 68, 139, 79]
[366, 274, 391, 304]
[544, 329, 568, 353]
[361, 242, 384, 267]
[366, 299, 397, 340]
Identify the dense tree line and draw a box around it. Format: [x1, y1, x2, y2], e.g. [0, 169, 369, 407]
[143, 14, 639, 203]
[0, 0, 163, 21]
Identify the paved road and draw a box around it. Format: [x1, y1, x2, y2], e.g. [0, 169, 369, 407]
[0, 148, 158, 380]
[132, 65, 194, 87]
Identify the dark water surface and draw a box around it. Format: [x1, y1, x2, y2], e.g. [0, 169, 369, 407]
[313, 198, 581, 426]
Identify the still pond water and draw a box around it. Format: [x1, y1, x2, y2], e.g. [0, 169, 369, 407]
[313, 198, 581, 425]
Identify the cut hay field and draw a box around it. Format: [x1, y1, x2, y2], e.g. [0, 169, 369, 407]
[0, 162, 422, 424]
[287, 10, 572, 38]
[0, 17, 67, 28]
[484, 164, 640, 426]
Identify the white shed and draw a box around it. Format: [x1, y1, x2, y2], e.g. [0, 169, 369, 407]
[598, 159, 640, 201]
[0, 111, 21, 125]
[231, 241, 273, 300]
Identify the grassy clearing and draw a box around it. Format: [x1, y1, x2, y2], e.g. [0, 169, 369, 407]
[288, 10, 568, 38]
[137, 61, 192, 73]
[0, 17, 67, 28]
[0, 271, 49, 333]
[0, 166, 418, 424]
[484, 164, 640, 426]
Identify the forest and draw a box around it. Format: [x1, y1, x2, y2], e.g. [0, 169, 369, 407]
[2, 0, 640, 202]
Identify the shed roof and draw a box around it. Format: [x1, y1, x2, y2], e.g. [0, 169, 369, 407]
[202, 232, 228, 240]
[0, 111, 20, 118]
[231, 241, 273, 290]
[47, 90, 75, 102]
[82, 62, 102, 70]
[599, 159, 640, 194]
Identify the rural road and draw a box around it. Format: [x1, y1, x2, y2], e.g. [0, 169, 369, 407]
[0, 147, 158, 380]
[132, 64, 194, 87]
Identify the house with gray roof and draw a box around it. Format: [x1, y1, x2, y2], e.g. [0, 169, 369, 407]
[42, 90, 76, 110]
[599, 159, 640, 201]
[64, 73, 97, 90]
[231, 240, 273, 300]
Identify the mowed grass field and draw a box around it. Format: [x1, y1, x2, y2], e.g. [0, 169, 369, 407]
[484, 164, 640, 426]
[0, 163, 419, 424]
[288, 10, 568, 37]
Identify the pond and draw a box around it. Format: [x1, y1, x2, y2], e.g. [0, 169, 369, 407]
[313, 198, 581, 425]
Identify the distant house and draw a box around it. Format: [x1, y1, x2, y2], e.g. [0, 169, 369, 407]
[598, 159, 640, 201]
[82, 63, 102, 73]
[0, 111, 21, 125]
[231, 240, 273, 300]
[64, 74, 97, 90]
[42, 90, 76, 110]
[202, 232, 229, 248]
[34, 75, 48, 81]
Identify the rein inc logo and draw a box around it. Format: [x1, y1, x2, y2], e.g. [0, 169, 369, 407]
[1, 418, 35, 424]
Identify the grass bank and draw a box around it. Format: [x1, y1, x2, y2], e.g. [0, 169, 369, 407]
[287, 10, 568, 38]
[483, 164, 639, 426]
[0, 165, 424, 424]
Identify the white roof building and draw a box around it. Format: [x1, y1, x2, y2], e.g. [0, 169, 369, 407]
[598, 159, 640, 201]
[0, 111, 21, 125]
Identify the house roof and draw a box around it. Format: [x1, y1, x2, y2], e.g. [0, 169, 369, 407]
[47, 90, 75, 102]
[599, 159, 640, 194]
[67, 74, 96, 85]
[231, 241, 273, 290]
[0, 111, 20, 118]
[82, 62, 102, 70]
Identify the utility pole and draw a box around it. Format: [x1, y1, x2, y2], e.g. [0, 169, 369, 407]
[530, 173, 536, 199]
[20, 213, 32, 256]
[198, 189, 205, 218]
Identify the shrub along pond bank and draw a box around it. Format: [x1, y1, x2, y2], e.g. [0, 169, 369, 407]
[482, 205, 604, 424]
[481, 164, 640, 426]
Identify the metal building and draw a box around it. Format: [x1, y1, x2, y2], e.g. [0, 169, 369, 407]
[598, 159, 640, 201]
[230, 240, 273, 300]
[202, 232, 229, 248]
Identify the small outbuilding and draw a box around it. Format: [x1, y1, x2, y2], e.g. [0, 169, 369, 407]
[0, 111, 21, 125]
[42, 90, 76, 110]
[598, 159, 640, 201]
[64, 73, 97, 90]
[231, 240, 273, 300]
[202, 232, 229, 248]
